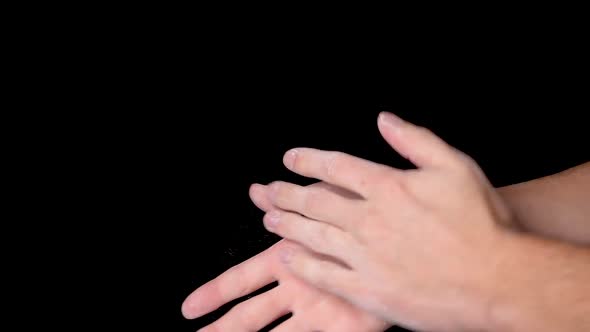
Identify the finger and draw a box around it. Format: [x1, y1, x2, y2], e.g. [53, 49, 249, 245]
[182, 242, 279, 319]
[282, 148, 393, 197]
[250, 181, 359, 213]
[279, 246, 361, 302]
[377, 112, 461, 169]
[309, 181, 364, 200]
[264, 210, 358, 264]
[249, 183, 274, 212]
[198, 287, 290, 332]
[267, 181, 363, 229]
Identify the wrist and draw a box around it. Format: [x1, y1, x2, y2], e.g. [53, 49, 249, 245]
[463, 228, 521, 332]
[483, 231, 575, 332]
[451, 228, 524, 332]
[481, 230, 528, 331]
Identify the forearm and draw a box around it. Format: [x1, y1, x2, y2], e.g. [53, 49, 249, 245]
[497, 162, 590, 244]
[487, 231, 590, 331]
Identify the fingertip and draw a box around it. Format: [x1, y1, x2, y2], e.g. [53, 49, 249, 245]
[249, 183, 263, 196]
[263, 209, 281, 231]
[181, 296, 197, 319]
[184, 289, 218, 320]
[378, 111, 405, 129]
[249, 183, 273, 211]
[283, 148, 299, 170]
[249, 183, 264, 201]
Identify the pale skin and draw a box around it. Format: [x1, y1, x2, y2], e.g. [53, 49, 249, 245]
[182, 112, 590, 331]
[182, 183, 388, 332]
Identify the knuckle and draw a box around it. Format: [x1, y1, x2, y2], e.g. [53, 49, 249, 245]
[306, 223, 323, 248]
[320, 225, 341, 250]
[269, 180, 282, 195]
[455, 150, 475, 166]
[453, 151, 480, 177]
[300, 256, 320, 280]
[415, 125, 433, 137]
[272, 181, 291, 204]
[276, 183, 288, 200]
[306, 223, 330, 250]
[325, 151, 344, 178]
[302, 187, 322, 212]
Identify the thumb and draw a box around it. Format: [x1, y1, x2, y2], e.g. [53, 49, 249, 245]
[377, 112, 459, 168]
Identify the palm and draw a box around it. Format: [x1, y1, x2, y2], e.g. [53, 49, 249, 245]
[182, 183, 389, 331]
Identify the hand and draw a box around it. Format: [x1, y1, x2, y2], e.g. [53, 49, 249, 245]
[261, 112, 514, 332]
[181, 182, 389, 331]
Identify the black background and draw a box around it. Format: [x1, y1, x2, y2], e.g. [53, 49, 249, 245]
[12, 5, 590, 331]
[121, 83, 586, 331]
[53, 20, 588, 330]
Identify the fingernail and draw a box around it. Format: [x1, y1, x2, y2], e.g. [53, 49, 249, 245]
[379, 112, 404, 129]
[283, 149, 298, 169]
[265, 210, 281, 229]
[279, 248, 293, 264]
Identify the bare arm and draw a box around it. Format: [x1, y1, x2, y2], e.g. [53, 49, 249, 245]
[489, 231, 590, 331]
[498, 162, 590, 245]
[491, 162, 590, 330]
